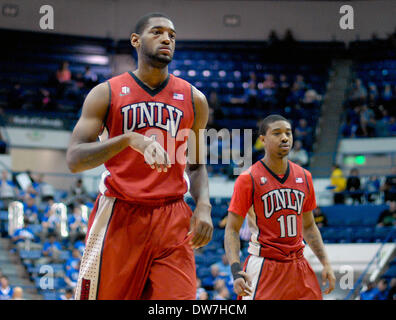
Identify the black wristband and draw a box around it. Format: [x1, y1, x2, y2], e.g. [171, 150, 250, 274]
[231, 262, 243, 280]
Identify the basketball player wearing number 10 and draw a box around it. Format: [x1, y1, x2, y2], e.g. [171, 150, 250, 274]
[225, 115, 336, 300]
[66, 13, 213, 299]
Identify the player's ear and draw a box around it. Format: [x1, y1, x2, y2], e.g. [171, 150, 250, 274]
[131, 33, 140, 49]
[259, 134, 265, 145]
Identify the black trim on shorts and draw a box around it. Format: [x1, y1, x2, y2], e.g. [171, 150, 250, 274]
[128, 71, 170, 97]
[95, 197, 117, 300]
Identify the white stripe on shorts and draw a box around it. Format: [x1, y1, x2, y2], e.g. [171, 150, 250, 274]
[242, 255, 265, 300]
[74, 195, 116, 300]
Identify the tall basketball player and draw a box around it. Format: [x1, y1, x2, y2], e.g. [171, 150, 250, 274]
[66, 13, 213, 300]
[224, 115, 335, 300]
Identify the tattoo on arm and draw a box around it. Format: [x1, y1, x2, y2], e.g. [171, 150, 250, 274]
[303, 224, 328, 265]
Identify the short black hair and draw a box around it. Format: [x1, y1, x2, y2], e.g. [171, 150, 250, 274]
[135, 12, 172, 34]
[259, 114, 291, 136]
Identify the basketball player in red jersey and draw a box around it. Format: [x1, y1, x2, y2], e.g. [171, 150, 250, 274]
[224, 115, 336, 300]
[66, 13, 213, 300]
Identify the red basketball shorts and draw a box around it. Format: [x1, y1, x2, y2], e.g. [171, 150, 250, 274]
[239, 254, 322, 300]
[74, 194, 196, 300]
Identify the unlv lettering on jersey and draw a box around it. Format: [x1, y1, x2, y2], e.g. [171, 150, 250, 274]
[121, 102, 184, 137]
[262, 188, 305, 218]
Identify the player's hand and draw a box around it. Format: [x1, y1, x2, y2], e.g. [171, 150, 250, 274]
[321, 264, 336, 294]
[188, 203, 213, 249]
[234, 271, 253, 297]
[129, 133, 171, 173]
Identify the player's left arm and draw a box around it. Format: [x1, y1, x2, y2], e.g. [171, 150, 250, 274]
[185, 85, 213, 249]
[302, 211, 336, 294]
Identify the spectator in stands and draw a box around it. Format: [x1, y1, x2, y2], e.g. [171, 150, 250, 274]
[301, 88, 321, 110]
[364, 175, 381, 203]
[367, 82, 378, 101]
[374, 278, 390, 300]
[360, 281, 378, 300]
[346, 168, 363, 204]
[55, 61, 72, 99]
[313, 207, 328, 228]
[59, 288, 74, 300]
[65, 248, 82, 272]
[377, 201, 396, 227]
[37, 88, 54, 111]
[387, 278, 396, 300]
[208, 91, 223, 130]
[73, 233, 86, 255]
[382, 166, 396, 203]
[212, 254, 231, 278]
[11, 219, 36, 249]
[389, 117, 396, 136]
[276, 73, 290, 106]
[67, 178, 90, 207]
[35, 173, 55, 202]
[196, 278, 207, 300]
[0, 276, 13, 300]
[198, 290, 209, 300]
[213, 286, 230, 300]
[22, 194, 39, 225]
[288, 140, 309, 167]
[83, 66, 98, 87]
[40, 202, 60, 241]
[349, 78, 367, 105]
[68, 205, 87, 245]
[11, 286, 24, 300]
[330, 164, 347, 204]
[0, 170, 19, 208]
[340, 120, 354, 138]
[259, 73, 277, 105]
[64, 260, 80, 289]
[36, 233, 62, 265]
[294, 118, 313, 150]
[359, 104, 376, 137]
[381, 83, 394, 106]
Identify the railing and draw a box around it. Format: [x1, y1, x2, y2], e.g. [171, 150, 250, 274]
[344, 228, 396, 300]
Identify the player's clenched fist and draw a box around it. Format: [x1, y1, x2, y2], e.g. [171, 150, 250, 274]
[128, 133, 171, 172]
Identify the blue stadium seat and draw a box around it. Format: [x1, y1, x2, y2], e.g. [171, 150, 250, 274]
[19, 250, 42, 260]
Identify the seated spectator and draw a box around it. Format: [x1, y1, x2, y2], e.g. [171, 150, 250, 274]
[382, 167, 396, 202]
[346, 168, 363, 204]
[389, 117, 396, 136]
[213, 254, 231, 278]
[11, 286, 24, 300]
[59, 288, 74, 300]
[64, 260, 80, 289]
[313, 207, 328, 228]
[0, 276, 13, 300]
[0, 170, 19, 208]
[288, 140, 309, 167]
[364, 175, 381, 203]
[360, 281, 377, 300]
[12, 219, 36, 250]
[56, 61, 72, 84]
[377, 201, 396, 227]
[73, 234, 86, 255]
[36, 233, 62, 265]
[330, 164, 347, 204]
[387, 278, 396, 300]
[35, 174, 55, 202]
[294, 119, 313, 150]
[83, 66, 98, 87]
[67, 178, 90, 207]
[40, 203, 60, 241]
[276, 74, 290, 106]
[359, 105, 376, 137]
[22, 194, 39, 225]
[349, 78, 367, 105]
[198, 290, 209, 300]
[196, 278, 207, 300]
[373, 279, 389, 300]
[65, 248, 82, 272]
[68, 205, 88, 243]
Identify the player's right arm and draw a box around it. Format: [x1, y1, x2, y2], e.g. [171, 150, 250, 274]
[66, 82, 170, 173]
[225, 211, 252, 297]
[224, 172, 254, 297]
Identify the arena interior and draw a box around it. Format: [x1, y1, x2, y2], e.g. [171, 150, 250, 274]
[0, 0, 395, 301]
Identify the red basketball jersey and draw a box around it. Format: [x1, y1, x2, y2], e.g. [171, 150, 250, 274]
[228, 160, 316, 261]
[99, 72, 195, 204]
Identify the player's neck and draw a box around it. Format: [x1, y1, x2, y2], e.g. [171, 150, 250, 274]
[133, 63, 169, 89]
[262, 155, 288, 175]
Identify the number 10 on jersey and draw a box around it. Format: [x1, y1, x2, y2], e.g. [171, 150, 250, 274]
[277, 214, 297, 238]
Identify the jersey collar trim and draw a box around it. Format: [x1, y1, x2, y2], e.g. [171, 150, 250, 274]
[128, 71, 170, 97]
[259, 160, 290, 184]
